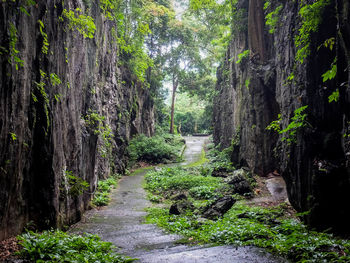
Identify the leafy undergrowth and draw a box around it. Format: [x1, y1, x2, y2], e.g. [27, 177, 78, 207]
[17, 230, 135, 262]
[146, 204, 350, 262]
[144, 141, 350, 262]
[128, 130, 185, 165]
[92, 176, 119, 206]
[145, 167, 222, 201]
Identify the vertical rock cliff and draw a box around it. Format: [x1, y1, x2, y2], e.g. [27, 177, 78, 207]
[0, 0, 154, 240]
[214, 0, 350, 234]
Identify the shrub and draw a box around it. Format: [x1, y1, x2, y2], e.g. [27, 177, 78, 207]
[128, 133, 184, 164]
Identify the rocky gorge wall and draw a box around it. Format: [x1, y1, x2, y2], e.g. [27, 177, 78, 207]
[213, 0, 350, 234]
[0, 1, 154, 240]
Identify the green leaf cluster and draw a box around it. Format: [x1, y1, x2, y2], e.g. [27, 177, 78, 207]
[266, 106, 309, 144]
[84, 111, 114, 158]
[92, 176, 119, 206]
[235, 50, 249, 64]
[322, 57, 337, 83]
[128, 132, 184, 164]
[17, 230, 135, 262]
[60, 8, 96, 39]
[64, 170, 89, 197]
[295, 0, 331, 64]
[264, 4, 283, 34]
[8, 23, 24, 70]
[38, 20, 49, 55]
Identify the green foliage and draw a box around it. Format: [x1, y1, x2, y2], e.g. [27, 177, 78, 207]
[49, 73, 62, 86]
[264, 4, 283, 34]
[235, 50, 249, 64]
[295, 0, 330, 64]
[9, 132, 17, 141]
[188, 185, 217, 199]
[60, 8, 96, 38]
[144, 166, 222, 198]
[328, 89, 339, 103]
[264, 1, 282, 29]
[146, 203, 350, 263]
[128, 132, 184, 164]
[245, 78, 251, 89]
[84, 111, 114, 158]
[93, 176, 118, 206]
[206, 143, 234, 171]
[174, 92, 211, 135]
[65, 170, 89, 196]
[100, 0, 116, 20]
[318, 37, 335, 51]
[111, 0, 155, 82]
[322, 57, 337, 82]
[17, 230, 135, 262]
[8, 23, 24, 70]
[38, 20, 49, 55]
[266, 106, 309, 144]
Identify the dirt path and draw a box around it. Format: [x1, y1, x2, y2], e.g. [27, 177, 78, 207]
[71, 136, 288, 262]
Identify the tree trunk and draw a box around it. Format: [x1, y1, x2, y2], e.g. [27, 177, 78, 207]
[169, 77, 178, 134]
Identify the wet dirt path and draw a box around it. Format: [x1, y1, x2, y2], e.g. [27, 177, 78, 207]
[71, 136, 288, 262]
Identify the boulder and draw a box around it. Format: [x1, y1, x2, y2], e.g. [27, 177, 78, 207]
[202, 196, 236, 219]
[225, 169, 252, 196]
[211, 167, 231, 178]
[169, 200, 195, 215]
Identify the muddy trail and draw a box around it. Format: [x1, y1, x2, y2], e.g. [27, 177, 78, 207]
[71, 136, 288, 262]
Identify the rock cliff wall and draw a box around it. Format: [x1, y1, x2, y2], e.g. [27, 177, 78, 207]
[0, 0, 154, 240]
[214, 0, 350, 234]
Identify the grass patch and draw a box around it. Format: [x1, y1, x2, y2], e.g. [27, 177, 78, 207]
[17, 230, 135, 262]
[145, 204, 350, 262]
[92, 176, 119, 206]
[144, 167, 222, 199]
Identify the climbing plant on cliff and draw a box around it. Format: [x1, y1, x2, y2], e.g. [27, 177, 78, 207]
[295, 0, 331, 64]
[266, 106, 309, 145]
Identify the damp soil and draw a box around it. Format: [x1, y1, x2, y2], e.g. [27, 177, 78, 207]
[70, 136, 289, 262]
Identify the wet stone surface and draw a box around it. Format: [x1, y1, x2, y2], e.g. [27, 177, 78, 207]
[71, 137, 288, 262]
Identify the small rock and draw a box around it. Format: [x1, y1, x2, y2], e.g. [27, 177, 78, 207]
[202, 196, 236, 219]
[225, 169, 252, 195]
[170, 193, 188, 201]
[169, 200, 195, 215]
[211, 167, 231, 178]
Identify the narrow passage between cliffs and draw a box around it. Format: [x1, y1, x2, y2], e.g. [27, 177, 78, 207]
[70, 136, 287, 263]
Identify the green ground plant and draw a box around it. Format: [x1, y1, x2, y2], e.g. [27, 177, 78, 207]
[144, 167, 222, 199]
[144, 140, 350, 262]
[92, 176, 119, 206]
[145, 203, 350, 262]
[17, 230, 135, 262]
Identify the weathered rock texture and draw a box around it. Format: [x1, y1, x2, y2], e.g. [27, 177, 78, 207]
[214, 0, 350, 234]
[0, 1, 154, 240]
